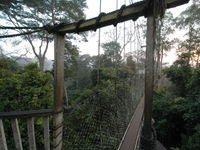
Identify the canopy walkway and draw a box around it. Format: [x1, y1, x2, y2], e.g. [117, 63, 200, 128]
[0, 0, 190, 150]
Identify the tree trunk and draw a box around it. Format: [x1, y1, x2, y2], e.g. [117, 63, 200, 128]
[155, 19, 161, 85]
[39, 57, 45, 72]
[51, 0, 55, 25]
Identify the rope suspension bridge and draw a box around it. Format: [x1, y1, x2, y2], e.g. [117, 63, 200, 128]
[0, 0, 190, 150]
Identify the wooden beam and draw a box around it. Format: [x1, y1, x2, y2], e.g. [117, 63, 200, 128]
[54, 34, 64, 112]
[54, 0, 189, 34]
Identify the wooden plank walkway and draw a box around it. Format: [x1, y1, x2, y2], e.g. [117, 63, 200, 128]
[118, 98, 144, 150]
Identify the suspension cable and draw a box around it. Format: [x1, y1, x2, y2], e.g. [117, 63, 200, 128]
[116, 0, 118, 42]
[124, 0, 126, 60]
[97, 0, 103, 147]
[0, 26, 44, 30]
[0, 29, 44, 39]
[97, 0, 102, 85]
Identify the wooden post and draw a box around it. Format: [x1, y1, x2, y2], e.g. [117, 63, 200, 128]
[43, 116, 50, 150]
[27, 117, 36, 150]
[11, 118, 23, 150]
[143, 15, 156, 139]
[0, 119, 8, 150]
[53, 33, 65, 150]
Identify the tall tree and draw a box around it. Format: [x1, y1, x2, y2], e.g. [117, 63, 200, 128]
[155, 12, 175, 87]
[0, 0, 87, 72]
[175, 0, 200, 66]
[101, 41, 122, 68]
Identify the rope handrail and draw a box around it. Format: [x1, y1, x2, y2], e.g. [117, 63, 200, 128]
[0, 109, 54, 119]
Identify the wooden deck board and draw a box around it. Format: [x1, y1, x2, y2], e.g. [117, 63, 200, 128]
[119, 98, 144, 150]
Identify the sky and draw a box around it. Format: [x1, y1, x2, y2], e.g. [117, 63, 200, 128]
[72, 0, 192, 65]
[1, 0, 192, 65]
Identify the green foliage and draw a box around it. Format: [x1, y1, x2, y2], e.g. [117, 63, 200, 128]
[153, 89, 187, 148]
[63, 70, 136, 149]
[163, 59, 193, 96]
[101, 41, 122, 67]
[154, 62, 200, 149]
[0, 58, 20, 78]
[0, 0, 87, 71]
[63, 39, 140, 149]
[64, 40, 79, 79]
[91, 67, 117, 86]
[174, 2, 200, 66]
[0, 63, 53, 111]
[183, 124, 200, 150]
[0, 62, 53, 149]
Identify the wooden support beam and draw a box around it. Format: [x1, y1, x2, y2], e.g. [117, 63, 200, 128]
[54, 0, 189, 34]
[54, 34, 65, 112]
[11, 118, 23, 150]
[143, 15, 155, 139]
[0, 119, 7, 150]
[53, 33, 65, 150]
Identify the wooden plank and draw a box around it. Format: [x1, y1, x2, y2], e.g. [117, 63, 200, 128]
[27, 117, 36, 150]
[43, 116, 50, 150]
[54, 0, 189, 34]
[118, 98, 144, 150]
[0, 119, 8, 150]
[11, 118, 23, 150]
[0, 109, 54, 119]
[53, 33, 65, 150]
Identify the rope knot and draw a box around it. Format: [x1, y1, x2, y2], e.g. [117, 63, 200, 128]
[75, 19, 85, 34]
[43, 24, 54, 34]
[94, 12, 106, 31]
[144, 0, 166, 18]
[114, 5, 126, 27]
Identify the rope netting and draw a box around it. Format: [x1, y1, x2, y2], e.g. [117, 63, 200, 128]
[63, 73, 144, 150]
[0, 0, 146, 149]
[61, 0, 146, 148]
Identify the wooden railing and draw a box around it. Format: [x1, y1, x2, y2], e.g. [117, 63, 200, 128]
[0, 109, 54, 150]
